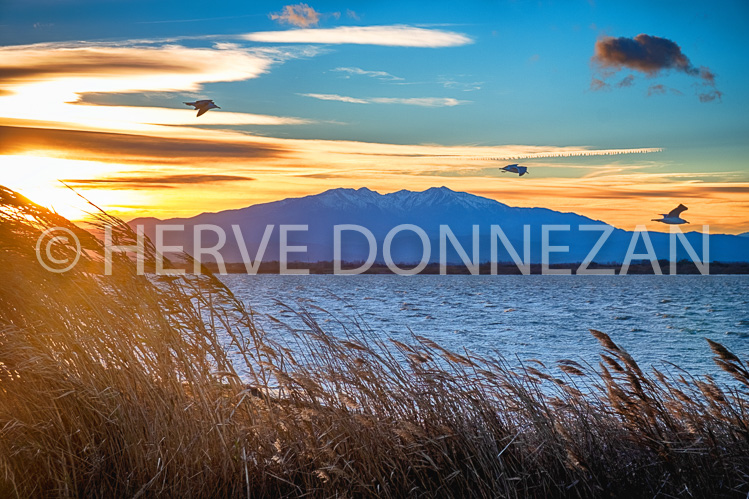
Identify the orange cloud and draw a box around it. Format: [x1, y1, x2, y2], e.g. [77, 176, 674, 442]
[4, 135, 746, 233]
[0, 43, 274, 92]
[62, 174, 254, 189]
[0, 125, 285, 164]
[270, 3, 321, 28]
[0, 41, 311, 134]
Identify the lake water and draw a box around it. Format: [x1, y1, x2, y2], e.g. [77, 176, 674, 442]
[220, 275, 749, 378]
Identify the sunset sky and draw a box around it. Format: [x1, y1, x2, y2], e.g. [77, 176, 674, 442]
[1, 0, 747, 232]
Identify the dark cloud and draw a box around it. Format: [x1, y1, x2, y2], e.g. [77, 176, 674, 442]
[0, 125, 285, 164]
[594, 34, 694, 74]
[590, 78, 609, 91]
[591, 34, 720, 102]
[699, 90, 723, 103]
[699, 67, 716, 84]
[617, 75, 635, 88]
[62, 174, 255, 189]
[647, 84, 667, 96]
[647, 84, 683, 97]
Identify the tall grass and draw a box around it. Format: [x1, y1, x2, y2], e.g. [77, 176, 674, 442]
[1, 185, 748, 497]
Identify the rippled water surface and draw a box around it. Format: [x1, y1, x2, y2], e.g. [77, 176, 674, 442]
[220, 275, 748, 376]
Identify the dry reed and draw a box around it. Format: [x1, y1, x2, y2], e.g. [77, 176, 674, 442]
[0, 185, 747, 498]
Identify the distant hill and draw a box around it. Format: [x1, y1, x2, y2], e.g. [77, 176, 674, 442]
[129, 187, 749, 267]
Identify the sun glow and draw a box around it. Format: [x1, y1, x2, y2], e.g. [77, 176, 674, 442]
[2, 155, 144, 221]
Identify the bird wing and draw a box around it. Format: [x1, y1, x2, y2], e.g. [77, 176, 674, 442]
[667, 204, 688, 218]
[196, 107, 209, 117]
[195, 100, 212, 105]
[505, 164, 518, 168]
[184, 102, 196, 107]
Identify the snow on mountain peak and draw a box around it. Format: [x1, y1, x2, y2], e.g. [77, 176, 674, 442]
[312, 186, 505, 212]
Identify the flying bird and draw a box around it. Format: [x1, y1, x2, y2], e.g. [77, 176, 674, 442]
[500, 164, 529, 176]
[184, 100, 220, 117]
[652, 204, 689, 224]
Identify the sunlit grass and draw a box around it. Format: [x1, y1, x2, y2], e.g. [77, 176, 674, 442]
[0, 185, 747, 497]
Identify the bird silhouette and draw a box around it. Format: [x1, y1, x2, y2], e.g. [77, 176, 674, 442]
[184, 100, 220, 117]
[652, 204, 689, 224]
[500, 164, 529, 176]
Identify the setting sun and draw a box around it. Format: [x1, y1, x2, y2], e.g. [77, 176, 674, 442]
[2, 155, 144, 220]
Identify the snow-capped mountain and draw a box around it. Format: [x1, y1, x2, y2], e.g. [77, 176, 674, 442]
[129, 187, 749, 265]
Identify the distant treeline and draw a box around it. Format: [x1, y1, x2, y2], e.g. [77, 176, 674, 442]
[200, 260, 749, 275]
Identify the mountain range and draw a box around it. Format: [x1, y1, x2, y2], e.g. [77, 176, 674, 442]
[129, 187, 749, 267]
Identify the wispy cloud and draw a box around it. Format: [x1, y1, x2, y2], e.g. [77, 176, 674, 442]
[438, 76, 482, 92]
[8, 120, 722, 229]
[31, 104, 308, 126]
[63, 174, 254, 189]
[270, 3, 320, 28]
[432, 148, 663, 162]
[2, 121, 663, 174]
[371, 97, 467, 107]
[333, 69, 482, 91]
[302, 93, 463, 107]
[333, 67, 403, 81]
[0, 125, 285, 164]
[592, 33, 722, 102]
[0, 41, 312, 132]
[242, 25, 473, 47]
[470, 177, 749, 202]
[302, 93, 369, 104]
[301, 93, 468, 107]
[0, 42, 274, 92]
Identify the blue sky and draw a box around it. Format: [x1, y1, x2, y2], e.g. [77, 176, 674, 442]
[1, 0, 747, 231]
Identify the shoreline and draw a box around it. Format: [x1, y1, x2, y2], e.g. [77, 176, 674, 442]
[199, 260, 749, 275]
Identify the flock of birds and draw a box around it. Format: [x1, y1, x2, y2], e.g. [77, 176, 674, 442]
[183, 99, 691, 225]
